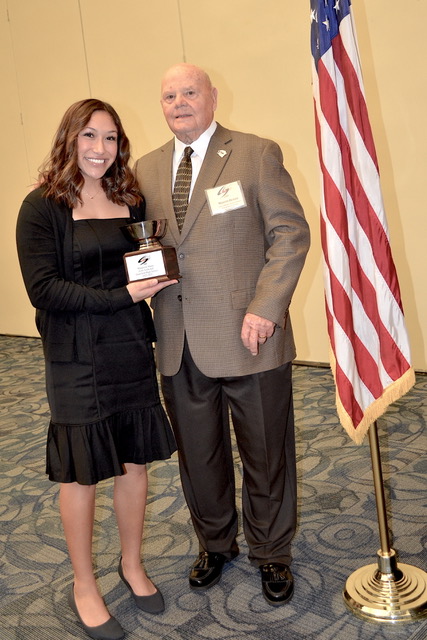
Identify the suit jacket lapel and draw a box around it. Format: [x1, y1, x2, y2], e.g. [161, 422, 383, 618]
[180, 125, 233, 241]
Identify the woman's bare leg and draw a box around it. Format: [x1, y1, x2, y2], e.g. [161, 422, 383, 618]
[60, 482, 111, 626]
[114, 464, 156, 595]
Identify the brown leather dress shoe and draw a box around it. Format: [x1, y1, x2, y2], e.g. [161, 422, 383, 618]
[189, 551, 227, 590]
[260, 563, 294, 606]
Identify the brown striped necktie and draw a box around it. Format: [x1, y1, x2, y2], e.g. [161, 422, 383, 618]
[173, 146, 193, 231]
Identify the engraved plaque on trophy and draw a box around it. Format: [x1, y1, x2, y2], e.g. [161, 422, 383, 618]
[121, 219, 181, 282]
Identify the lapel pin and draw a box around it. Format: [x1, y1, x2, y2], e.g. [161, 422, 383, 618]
[217, 150, 227, 158]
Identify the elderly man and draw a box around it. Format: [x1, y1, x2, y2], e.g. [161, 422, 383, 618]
[134, 63, 310, 606]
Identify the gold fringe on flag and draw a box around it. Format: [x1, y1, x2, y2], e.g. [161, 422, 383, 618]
[329, 348, 416, 445]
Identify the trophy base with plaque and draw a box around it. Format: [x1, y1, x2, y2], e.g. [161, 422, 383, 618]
[121, 220, 181, 283]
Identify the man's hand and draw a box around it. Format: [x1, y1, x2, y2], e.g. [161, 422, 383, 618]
[241, 313, 275, 356]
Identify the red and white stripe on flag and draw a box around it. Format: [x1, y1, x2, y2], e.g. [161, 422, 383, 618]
[310, 0, 415, 443]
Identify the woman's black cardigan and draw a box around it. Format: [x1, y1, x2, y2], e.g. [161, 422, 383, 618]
[16, 187, 153, 363]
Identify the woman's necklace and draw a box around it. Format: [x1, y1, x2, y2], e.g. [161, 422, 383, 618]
[83, 188, 102, 200]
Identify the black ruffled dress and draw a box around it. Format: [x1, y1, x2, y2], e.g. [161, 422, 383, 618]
[45, 218, 176, 484]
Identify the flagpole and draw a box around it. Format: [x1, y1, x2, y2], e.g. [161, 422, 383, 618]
[343, 421, 427, 623]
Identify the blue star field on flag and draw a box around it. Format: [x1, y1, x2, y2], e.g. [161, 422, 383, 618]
[311, 0, 351, 66]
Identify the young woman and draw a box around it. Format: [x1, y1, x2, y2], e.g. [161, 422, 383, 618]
[16, 99, 178, 640]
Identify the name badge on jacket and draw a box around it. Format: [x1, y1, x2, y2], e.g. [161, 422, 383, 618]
[205, 181, 247, 215]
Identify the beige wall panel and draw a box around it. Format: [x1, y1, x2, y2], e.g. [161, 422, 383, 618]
[79, 0, 185, 161]
[0, 0, 35, 335]
[4, 1, 91, 336]
[8, 0, 90, 180]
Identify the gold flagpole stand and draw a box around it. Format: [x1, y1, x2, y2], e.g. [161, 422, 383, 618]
[343, 421, 427, 623]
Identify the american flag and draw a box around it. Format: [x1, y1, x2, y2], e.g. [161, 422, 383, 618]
[310, 0, 415, 443]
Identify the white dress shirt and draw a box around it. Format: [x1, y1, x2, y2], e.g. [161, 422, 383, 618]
[172, 121, 217, 200]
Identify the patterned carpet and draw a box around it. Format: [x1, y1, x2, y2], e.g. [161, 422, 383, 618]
[0, 335, 426, 640]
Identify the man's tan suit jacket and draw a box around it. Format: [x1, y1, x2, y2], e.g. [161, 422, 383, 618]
[134, 124, 310, 378]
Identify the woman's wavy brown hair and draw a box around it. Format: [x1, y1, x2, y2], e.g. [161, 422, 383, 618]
[39, 98, 142, 208]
